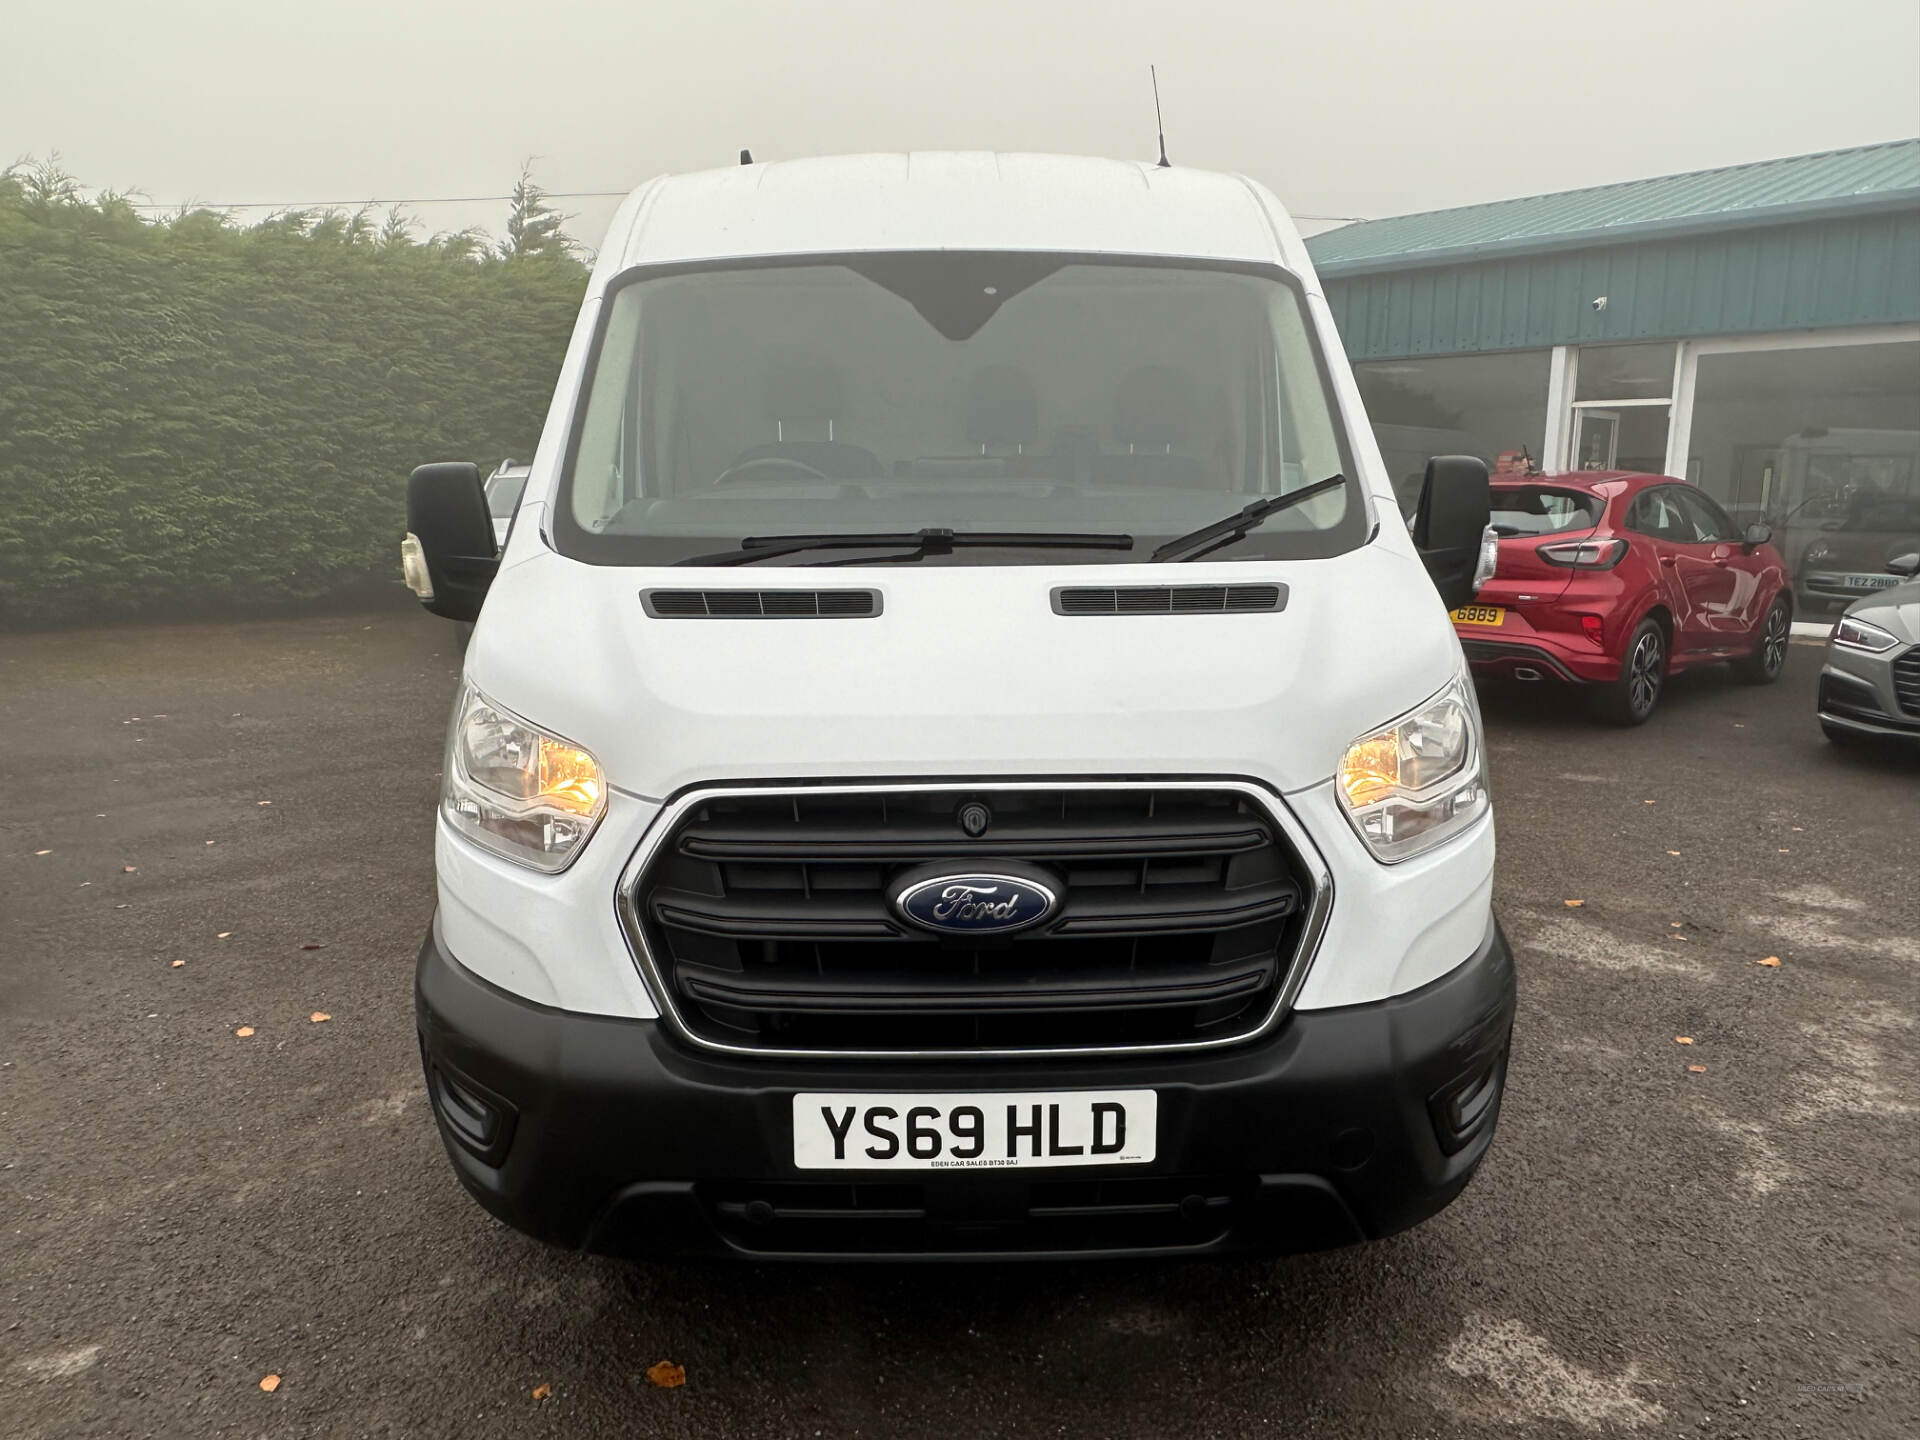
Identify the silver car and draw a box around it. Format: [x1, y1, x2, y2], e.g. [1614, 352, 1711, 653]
[1818, 551, 1920, 747]
[483, 459, 531, 550]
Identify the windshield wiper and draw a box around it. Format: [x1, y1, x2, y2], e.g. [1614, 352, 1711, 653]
[1149, 475, 1349, 563]
[674, 528, 1134, 567]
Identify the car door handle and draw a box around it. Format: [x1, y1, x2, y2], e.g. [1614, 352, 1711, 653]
[1660, 556, 1677, 566]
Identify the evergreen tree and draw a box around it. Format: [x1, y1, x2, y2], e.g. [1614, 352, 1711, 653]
[500, 160, 575, 260]
[0, 158, 590, 627]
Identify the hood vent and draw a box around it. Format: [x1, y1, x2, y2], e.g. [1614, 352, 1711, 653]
[643, 589, 881, 619]
[1052, 583, 1286, 616]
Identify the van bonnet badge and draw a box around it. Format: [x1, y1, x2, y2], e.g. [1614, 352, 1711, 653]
[894, 872, 1058, 935]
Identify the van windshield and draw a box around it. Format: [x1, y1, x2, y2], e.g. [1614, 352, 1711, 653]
[554, 253, 1364, 566]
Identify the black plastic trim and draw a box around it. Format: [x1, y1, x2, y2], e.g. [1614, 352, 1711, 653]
[414, 914, 1515, 1260]
[1459, 638, 1583, 681]
[1051, 583, 1289, 616]
[641, 588, 881, 618]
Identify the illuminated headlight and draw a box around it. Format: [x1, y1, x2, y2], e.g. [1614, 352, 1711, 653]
[1337, 676, 1489, 863]
[1831, 615, 1900, 653]
[441, 684, 606, 872]
[400, 533, 434, 599]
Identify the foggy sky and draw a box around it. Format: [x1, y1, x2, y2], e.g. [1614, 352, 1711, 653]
[7, 0, 1919, 250]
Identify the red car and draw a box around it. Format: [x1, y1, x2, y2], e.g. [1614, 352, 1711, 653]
[1452, 471, 1793, 725]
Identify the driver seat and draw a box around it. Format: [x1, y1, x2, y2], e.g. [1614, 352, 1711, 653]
[731, 345, 885, 479]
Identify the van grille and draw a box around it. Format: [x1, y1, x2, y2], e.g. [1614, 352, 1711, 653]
[700, 1175, 1249, 1255]
[625, 785, 1317, 1055]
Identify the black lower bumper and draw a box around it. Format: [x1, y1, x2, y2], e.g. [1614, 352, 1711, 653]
[415, 918, 1516, 1261]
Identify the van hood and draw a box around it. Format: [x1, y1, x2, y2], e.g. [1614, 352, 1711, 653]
[466, 543, 1461, 799]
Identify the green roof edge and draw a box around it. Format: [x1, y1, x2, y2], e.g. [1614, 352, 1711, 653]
[1310, 188, 1920, 277]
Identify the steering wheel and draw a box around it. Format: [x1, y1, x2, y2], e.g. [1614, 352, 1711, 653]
[710, 455, 833, 488]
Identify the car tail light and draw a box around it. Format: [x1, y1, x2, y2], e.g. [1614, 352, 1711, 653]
[1578, 614, 1605, 644]
[1538, 537, 1628, 569]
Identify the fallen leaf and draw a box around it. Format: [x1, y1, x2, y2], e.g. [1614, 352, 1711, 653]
[1666, 850, 1681, 857]
[34, 849, 51, 856]
[123, 865, 137, 873]
[300, 943, 325, 951]
[1675, 1036, 1694, 1045]
[1778, 848, 1789, 853]
[217, 932, 231, 939]
[1643, 799, 1656, 805]
[1670, 921, 1683, 928]
[235, 1026, 254, 1037]
[1563, 899, 1584, 908]
[645, 1360, 686, 1389]
[310, 1012, 331, 1024]
[1757, 956, 1781, 968]
[259, 1374, 280, 1393]
[171, 960, 185, 968]
[1687, 1064, 1707, 1074]
[205, 840, 216, 846]
[115, 903, 130, 909]
[258, 800, 272, 806]
[532, 1384, 552, 1401]
[1791, 826, 1803, 832]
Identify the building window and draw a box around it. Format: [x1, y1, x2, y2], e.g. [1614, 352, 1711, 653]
[1353, 351, 1551, 516]
[1686, 340, 1920, 614]
[1571, 343, 1675, 474]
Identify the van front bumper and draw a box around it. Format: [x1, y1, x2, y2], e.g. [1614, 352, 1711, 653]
[415, 917, 1515, 1261]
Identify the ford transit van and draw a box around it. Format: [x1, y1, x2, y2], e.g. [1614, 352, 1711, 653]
[402, 152, 1512, 1260]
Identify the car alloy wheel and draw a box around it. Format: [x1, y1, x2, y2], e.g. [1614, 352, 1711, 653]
[1628, 628, 1664, 719]
[1761, 602, 1789, 677]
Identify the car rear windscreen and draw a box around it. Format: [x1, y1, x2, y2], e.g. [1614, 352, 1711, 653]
[1490, 487, 1601, 537]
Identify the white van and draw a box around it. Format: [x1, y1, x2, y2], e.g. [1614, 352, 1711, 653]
[402, 153, 1512, 1261]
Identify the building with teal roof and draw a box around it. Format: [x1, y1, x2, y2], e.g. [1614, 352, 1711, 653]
[1305, 139, 1920, 614]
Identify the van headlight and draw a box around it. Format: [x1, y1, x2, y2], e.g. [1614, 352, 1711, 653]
[441, 684, 606, 872]
[1337, 676, 1488, 863]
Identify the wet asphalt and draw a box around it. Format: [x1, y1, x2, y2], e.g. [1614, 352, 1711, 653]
[1, 604, 1915, 1439]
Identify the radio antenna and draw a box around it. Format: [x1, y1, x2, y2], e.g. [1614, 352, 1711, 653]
[1150, 66, 1171, 168]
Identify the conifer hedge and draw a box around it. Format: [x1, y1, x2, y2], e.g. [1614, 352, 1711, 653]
[0, 172, 587, 626]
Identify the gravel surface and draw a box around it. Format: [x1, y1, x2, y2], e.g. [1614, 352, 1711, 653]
[2, 608, 1915, 1439]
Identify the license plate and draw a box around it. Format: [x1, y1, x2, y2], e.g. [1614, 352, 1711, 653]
[792, 1090, 1157, 1170]
[1840, 573, 1900, 591]
[1451, 605, 1506, 627]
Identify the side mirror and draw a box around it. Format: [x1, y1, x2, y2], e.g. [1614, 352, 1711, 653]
[1412, 455, 1493, 610]
[1889, 552, 1920, 578]
[1743, 522, 1772, 548]
[405, 462, 498, 622]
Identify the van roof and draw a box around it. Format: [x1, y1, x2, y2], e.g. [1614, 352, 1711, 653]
[596, 152, 1317, 279]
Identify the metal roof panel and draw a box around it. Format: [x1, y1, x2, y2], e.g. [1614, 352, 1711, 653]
[1307, 139, 1920, 273]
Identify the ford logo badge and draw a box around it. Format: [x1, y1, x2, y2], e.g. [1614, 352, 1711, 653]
[893, 872, 1059, 936]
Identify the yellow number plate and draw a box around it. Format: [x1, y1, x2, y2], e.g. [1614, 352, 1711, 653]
[1450, 605, 1506, 627]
